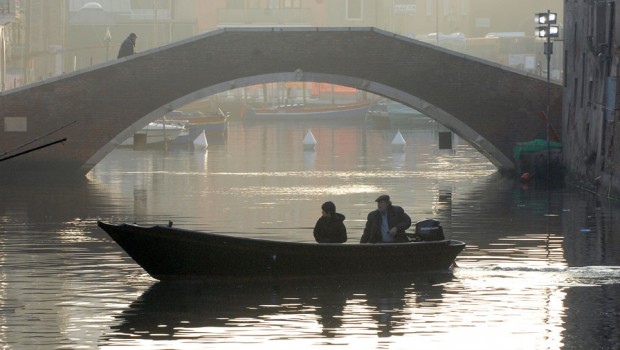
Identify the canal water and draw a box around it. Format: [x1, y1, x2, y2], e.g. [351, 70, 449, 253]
[1, 120, 620, 349]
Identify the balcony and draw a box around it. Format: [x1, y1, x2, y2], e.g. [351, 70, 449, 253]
[217, 8, 312, 26]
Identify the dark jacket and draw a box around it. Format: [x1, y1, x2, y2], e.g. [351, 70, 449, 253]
[117, 37, 136, 58]
[313, 213, 347, 243]
[360, 205, 411, 243]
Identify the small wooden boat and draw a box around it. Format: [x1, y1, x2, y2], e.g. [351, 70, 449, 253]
[97, 221, 465, 281]
[120, 121, 185, 147]
[166, 110, 229, 144]
[242, 99, 374, 122]
[367, 101, 433, 128]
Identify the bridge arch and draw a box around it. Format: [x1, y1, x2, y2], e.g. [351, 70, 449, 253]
[0, 27, 561, 177]
[112, 71, 511, 172]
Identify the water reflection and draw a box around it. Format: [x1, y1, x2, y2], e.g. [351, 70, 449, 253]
[0, 177, 104, 224]
[106, 272, 452, 344]
[2, 121, 620, 349]
[563, 284, 620, 349]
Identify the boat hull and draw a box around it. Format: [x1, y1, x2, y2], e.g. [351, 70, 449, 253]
[243, 100, 373, 122]
[120, 122, 184, 146]
[368, 103, 434, 128]
[172, 120, 228, 145]
[98, 221, 465, 281]
[166, 111, 229, 144]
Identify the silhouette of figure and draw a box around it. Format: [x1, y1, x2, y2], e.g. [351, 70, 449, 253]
[117, 33, 137, 59]
[361, 194, 411, 243]
[313, 201, 347, 243]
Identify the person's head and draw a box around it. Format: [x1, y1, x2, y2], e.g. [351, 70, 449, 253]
[129, 33, 137, 41]
[321, 201, 336, 217]
[375, 194, 391, 212]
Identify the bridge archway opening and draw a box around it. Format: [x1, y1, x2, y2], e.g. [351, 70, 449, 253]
[102, 71, 505, 174]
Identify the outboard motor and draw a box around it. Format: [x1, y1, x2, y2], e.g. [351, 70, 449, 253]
[410, 219, 445, 241]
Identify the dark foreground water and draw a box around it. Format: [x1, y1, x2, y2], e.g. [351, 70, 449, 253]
[1, 120, 620, 349]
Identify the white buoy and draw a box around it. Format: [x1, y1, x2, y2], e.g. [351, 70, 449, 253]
[391, 129, 406, 152]
[193, 130, 208, 150]
[303, 129, 317, 151]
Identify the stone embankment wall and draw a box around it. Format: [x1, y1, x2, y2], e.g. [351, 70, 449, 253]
[563, 1, 620, 199]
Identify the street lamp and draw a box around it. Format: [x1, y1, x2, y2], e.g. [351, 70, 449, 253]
[104, 27, 112, 60]
[436, 0, 439, 45]
[535, 10, 559, 178]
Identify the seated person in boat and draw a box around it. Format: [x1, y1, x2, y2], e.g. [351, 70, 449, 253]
[360, 195, 411, 243]
[313, 201, 347, 243]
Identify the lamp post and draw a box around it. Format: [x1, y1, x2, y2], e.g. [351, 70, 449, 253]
[436, 0, 439, 45]
[535, 10, 559, 178]
[153, 0, 158, 48]
[104, 27, 112, 60]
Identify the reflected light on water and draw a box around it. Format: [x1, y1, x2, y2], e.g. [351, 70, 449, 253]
[99, 271, 571, 349]
[3, 122, 620, 349]
[97, 266, 620, 350]
[227, 185, 380, 197]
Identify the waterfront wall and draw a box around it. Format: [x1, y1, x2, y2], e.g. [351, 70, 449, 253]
[563, 1, 620, 199]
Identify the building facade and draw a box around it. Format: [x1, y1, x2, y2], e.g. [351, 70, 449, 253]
[194, 0, 328, 31]
[1, 0, 22, 90]
[194, 1, 562, 39]
[195, 1, 563, 75]
[66, 0, 198, 73]
[562, 1, 620, 198]
[4, 1, 565, 88]
[3, 0, 200, 85]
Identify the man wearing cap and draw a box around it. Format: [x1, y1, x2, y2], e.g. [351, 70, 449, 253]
[360, 194, 411, 243]
[117, 33, 138, 59]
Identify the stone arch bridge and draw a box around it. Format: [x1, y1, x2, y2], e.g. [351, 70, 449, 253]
[0, 27, 561, 178]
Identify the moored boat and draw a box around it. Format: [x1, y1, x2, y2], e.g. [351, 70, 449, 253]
[365, 101, 390, 128]
[97, 221, 465, 281]
[120, 121, 185, 147]
[166, 110, 229, 144]
[387, 103, 432, 125]
[242, 99, 374, 122]
[367, 101, 434, 128]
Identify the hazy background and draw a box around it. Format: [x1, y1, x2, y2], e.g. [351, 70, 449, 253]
[1, 0, 563, 92]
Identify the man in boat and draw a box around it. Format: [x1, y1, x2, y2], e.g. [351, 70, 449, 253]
[117, 33, 138, 58]
[313, 201, 347, 243]
[360, 195, 411, 243]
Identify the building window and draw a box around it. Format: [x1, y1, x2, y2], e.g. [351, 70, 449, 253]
[460, 0, 468, 16]
[0, 0, 11, 14]
[347, 0, 363, 20]
[226, 0, 246, 9]
[268, 0, 300, 8]
[280, 0, 301, 8]
[132, 0, 171, 9]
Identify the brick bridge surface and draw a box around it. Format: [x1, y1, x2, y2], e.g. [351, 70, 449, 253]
[0, 27, 562, 177]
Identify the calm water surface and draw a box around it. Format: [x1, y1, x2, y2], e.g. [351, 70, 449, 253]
[1, 121, 620, 349]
